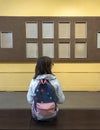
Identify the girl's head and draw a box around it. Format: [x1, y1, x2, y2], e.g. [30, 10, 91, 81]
[34, 56, 53, 78]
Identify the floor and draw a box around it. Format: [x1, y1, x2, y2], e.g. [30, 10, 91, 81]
[0, 109, 100, 130]
[0, 91, 100, 109]
[0, 91, 100, 130]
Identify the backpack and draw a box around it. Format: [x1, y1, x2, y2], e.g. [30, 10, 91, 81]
[33, 79, 57, 118]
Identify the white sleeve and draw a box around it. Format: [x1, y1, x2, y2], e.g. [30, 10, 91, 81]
[27, 79, 35, 104]
[56, 79, 65, 104]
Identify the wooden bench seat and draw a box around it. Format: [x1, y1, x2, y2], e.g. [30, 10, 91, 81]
[0, 109, 100, 130]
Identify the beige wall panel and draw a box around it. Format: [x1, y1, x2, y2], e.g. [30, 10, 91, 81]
[53, 64, 100, 73]
[0, 64, 36, 72]
[55, 73, 100, 91]
[0, 63, 100, 91]
[0, 73, 33, 91]
[0, 72, 100, 91]
[0, 63, 100, 73]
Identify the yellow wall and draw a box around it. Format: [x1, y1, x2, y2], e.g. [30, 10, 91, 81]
[0, 0, 100, 91]
[0, 63, 100, 91]
[0, 0, 100, 16]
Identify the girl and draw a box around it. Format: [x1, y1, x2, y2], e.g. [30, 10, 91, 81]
[27, 56, 65, 120]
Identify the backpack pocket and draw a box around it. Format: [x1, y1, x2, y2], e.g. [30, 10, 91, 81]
[37, 102, 55, 116]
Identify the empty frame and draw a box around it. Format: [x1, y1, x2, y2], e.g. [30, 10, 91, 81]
[58, 22, 70, 38]
[26, 22, 38, 38]
[26, 43, 38, 58]
[42, 22, 54, 39]
[59, 43, 70, 58]
[75, 43, 87, 58]
[75, 22, 87, 39]
[0, 32, 13, 48]
[97, 32, 100, 48]
[42, 43, 54, 58]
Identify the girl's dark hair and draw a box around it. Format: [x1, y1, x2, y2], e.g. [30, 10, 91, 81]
[34, 56, 53, 79]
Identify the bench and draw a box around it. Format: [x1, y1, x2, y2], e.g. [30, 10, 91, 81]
[0, 109, 100, 130]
